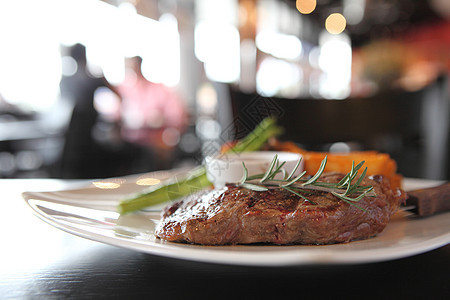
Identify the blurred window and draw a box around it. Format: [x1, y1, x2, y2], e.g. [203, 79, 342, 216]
[0, 0, 180, 113]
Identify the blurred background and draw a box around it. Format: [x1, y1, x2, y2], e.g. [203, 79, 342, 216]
[0, 0, 448, 180]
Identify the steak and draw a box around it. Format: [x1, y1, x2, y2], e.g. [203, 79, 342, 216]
[155, 173, 406, 245]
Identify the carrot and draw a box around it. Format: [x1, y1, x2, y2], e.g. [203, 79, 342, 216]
[268, 141, 402, 189]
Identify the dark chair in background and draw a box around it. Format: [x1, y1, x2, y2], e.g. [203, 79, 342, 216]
[228, 76, 449, 180]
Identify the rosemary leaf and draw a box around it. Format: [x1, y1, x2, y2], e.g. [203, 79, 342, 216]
[302, 155, 327, 186]
[267, 160, 286, 180]
[260, 154, 278, 182]
[246, 174, 265, 181]
[337, 173, 350, 188]
[354, 166, 368, 187]
[239, 162, 249, 185]
[338, 160, 355, 188]
[286, 157, 302, 181]
[332, 186, 374, 202]
[281, 170, 307, 187]
[353, 160, 366, 174]
[240, 182, 269, 192]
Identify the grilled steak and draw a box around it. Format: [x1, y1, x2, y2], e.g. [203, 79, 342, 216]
[155, 173, 406, 245]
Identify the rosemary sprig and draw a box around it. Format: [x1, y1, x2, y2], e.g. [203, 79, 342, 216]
[238, 155, 376, 211]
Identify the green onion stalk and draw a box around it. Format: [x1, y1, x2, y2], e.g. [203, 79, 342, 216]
[117, 117, 283, 214]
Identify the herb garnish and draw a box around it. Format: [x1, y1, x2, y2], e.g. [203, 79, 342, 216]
[239, 155, 376, 211]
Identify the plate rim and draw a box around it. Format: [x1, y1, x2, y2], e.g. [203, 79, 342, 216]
[22, 175, 450, 266]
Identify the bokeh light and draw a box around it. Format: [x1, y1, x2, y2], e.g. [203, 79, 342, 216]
[92, 178, 125, 189]
[136, 176, 161, 186]
[325, 13, 347, 34]
[296, 0, 317, 14]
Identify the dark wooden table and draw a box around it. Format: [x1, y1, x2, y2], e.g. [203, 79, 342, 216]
[1, 179, 448, 299]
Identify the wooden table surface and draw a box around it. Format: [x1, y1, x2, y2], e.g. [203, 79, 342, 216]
[1, 179, 448, 299]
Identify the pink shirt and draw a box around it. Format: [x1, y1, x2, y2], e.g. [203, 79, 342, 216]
[117, 76, 187, 145]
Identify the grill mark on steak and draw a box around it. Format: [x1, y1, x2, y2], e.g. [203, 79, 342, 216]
[155, 173, 407, 245]
[245, 195, 259, 208]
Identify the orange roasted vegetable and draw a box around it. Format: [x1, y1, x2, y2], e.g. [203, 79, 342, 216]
[266, 140, 403, 189]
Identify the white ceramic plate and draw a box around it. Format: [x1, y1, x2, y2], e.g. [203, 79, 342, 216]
[23, 171, 450, 266]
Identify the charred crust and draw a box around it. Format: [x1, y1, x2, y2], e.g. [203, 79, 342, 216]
[156, 172, 405, 245]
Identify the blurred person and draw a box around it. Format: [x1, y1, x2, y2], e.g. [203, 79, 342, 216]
[58, 44, 153, 178]
[58, 43, 108, 178]
[114, 56, 188, 169]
